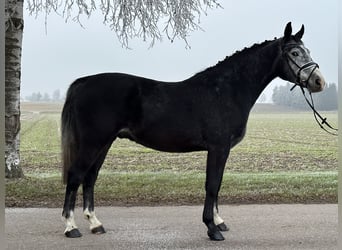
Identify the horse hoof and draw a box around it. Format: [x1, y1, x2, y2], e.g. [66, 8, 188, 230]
[65, 228, 82, 238]
[207, 230, 225, 241]
[91, 225, 106, 235]
[217, 222, 229, 232]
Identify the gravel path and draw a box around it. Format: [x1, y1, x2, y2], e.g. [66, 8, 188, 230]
[5, 204, 337, 250]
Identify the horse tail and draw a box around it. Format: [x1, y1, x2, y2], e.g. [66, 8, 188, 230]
[61, 81, 79, 184]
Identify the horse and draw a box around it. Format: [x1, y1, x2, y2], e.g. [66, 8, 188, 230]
[61, 22, 325, 241]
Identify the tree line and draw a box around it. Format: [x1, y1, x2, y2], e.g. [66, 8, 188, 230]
[25, 89, 64, 102]
[272, 82, 338, 110]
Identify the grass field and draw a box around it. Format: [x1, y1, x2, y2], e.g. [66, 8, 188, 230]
[5, 103, 338, 207]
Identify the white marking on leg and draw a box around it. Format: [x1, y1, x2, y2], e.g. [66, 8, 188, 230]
[214, 207, 224, 226]
[84, 208, 102, 230]
[63, 210, 78, 233]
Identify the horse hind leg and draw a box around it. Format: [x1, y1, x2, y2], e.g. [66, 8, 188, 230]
[82, 143, 112, 235]
[62, 142, 110, 238]
[63, 209, 81, 238]
[82, 169, 105, 235]
[62, 168, 83, 238]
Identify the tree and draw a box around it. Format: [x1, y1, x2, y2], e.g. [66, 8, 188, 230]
[272, 82, 338, 110]
[5, 0, 221, 178]
[27, 0, 221, 48]
[52, 89, 61, 102]
[5, 0, 24, 178]
[314, 83, 338, 111]
[272, 83, 310, 109]
[42, 92, 51, 102]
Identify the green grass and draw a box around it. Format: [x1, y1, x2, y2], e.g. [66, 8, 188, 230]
[6, 171, 337, 207]
[8, 108, 337, 207]
[19, 112, 338, 174]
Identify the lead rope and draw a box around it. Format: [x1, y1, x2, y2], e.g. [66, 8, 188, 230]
[292, 85, 338, 136]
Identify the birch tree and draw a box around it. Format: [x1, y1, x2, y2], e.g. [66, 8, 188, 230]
[5, 0, 221, 178]
[5, 0, 24, 178]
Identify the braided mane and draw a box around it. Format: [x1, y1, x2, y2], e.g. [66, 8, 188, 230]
[194, 38, 278, 77]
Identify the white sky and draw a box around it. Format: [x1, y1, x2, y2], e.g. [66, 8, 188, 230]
[21, 0, 338, 102]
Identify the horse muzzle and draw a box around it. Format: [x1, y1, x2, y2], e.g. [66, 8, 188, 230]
[306, 68, 325, 93]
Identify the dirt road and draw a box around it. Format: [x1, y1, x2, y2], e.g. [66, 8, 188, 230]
[5, 204, 337, 250]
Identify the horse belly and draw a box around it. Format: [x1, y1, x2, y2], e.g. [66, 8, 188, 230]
[119, 127, 204, 153]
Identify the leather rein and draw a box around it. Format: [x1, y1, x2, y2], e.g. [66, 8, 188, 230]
[284, 48, 338, 136]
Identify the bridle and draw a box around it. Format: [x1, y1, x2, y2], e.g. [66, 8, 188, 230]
[283, 44, 338, 136]
[283, 44, 319, 90]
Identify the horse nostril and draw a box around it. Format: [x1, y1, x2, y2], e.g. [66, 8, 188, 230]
[315, 78, 321, 86]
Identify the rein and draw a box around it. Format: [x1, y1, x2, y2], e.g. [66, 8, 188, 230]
[284, 47, 338, 136]
[291, 85, 338, 136]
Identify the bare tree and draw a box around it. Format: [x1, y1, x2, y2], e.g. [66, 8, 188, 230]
[5, 0, 221, 178]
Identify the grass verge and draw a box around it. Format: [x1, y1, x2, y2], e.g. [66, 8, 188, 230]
[12, 110, 337, 207]
[5, 171, 337, 207]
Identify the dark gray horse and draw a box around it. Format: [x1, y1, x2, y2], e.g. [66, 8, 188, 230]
[61, 22, 325, 241]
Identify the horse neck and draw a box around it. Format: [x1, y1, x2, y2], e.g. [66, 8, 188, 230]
[196, 39, 281, 108]
[245, 41, 281, 103]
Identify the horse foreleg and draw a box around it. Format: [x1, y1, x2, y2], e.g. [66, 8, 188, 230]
[203, 146, 230, 241]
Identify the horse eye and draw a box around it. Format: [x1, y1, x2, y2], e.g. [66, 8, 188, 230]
[291, 51, 299, 57]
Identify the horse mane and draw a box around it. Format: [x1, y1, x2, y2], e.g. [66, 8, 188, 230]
[193, 38, 279, 77]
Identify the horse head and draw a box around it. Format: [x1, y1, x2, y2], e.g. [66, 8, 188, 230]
[279, 22, 325, 93]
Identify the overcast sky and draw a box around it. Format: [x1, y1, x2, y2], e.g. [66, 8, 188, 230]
[21, 0, 338, 102]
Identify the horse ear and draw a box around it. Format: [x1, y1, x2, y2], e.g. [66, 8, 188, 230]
[294, 24, 305, 40]
[284, 22, 292, 39]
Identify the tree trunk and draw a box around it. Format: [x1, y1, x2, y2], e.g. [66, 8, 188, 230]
[5, 0, 24, 178]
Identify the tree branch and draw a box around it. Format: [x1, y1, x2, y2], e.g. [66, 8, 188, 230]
[26, 0, 222, 48]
